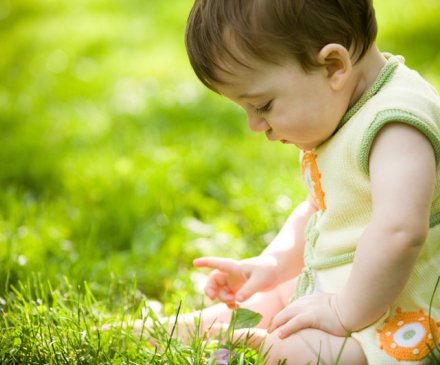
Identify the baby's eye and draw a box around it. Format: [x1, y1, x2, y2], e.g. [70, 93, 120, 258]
[255, 101, 272, 115]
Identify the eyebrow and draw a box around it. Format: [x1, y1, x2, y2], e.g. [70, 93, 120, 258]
[237, 92, 264, 99]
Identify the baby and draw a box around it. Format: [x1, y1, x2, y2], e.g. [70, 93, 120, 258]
[142, 0, 440, 364]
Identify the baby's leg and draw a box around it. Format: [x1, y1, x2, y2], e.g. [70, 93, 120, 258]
[198, 278, 297, 347]
[136, 277, 368, 364]
[139, 277, 297, 345]
[201, 277, 297, 331]
[262, 327, 368, 365]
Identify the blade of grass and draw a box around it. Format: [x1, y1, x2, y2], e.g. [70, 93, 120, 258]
[316, 340, 321, 365]
[428, 276, 440, 354]
[164, 300, 183, 355]
[334, 329, 351, 365]
[426, 343, 440, 364]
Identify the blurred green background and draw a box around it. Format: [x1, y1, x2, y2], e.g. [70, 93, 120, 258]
[0, 0, 439, 308]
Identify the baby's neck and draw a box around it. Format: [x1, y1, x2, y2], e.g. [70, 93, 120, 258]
[347, 44, 388, 109]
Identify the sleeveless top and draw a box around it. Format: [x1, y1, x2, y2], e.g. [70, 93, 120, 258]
[294, 54, 440, 364]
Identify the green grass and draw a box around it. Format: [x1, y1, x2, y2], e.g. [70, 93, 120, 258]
[0, 277, 346, 364]
[1, 0, 440, 362]
[1, 0, 440, 306]
[1, 276, 439, 364]
[0, 275, 270, 364]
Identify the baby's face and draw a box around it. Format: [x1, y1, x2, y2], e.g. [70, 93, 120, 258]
[214, 57, 351, 151]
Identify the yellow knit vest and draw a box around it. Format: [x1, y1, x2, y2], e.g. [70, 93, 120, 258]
[296, 54, 440, 364]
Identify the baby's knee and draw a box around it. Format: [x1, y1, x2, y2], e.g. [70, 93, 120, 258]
[261, 328, 306, 365]
[261, 328, 328, 365]
[262, 328, 367, 365]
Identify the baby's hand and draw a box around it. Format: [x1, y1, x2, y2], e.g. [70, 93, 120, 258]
[193, 255, 280, 309]
[268, 293, 348, 338]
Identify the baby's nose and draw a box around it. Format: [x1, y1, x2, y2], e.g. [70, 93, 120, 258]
[247, 114, 270, 133]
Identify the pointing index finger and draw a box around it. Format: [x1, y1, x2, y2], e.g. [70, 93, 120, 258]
[193, 257, 242, 275]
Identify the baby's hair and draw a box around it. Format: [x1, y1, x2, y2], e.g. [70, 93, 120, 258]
[185, 0, 378, 93]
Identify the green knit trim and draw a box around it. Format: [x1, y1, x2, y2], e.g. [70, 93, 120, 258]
[302, 242, 355, 270]
[292, 243, 355, 300]
[308, 228, 320, 248]
[335, 57, 400, 133]
[304, 249, 355, 270]
[359, 109, 440, 176]
[429, 213, 440, 228]
[304, 213, 318, 242]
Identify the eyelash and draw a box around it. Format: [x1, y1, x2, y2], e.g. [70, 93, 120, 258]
[255, 101, 272, 115]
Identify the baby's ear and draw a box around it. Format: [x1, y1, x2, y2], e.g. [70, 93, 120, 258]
[317, 44, 352, 91]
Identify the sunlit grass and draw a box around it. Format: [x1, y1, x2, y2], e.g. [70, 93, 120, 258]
[1, 0, 439, 303]
[0, 275, 269, 364]
[1, 0, 440, 361]
[2, 276, 439, 364]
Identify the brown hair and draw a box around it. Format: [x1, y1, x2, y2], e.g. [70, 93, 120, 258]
[185, 0, 378, 93]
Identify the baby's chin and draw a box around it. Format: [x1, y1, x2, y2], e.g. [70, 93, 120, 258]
[280, 138, 324, 151]
[298, 138, 330, 151]
[291, 142, 316, 151]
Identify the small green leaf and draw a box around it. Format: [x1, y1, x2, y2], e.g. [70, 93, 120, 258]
[233, 308, 263, 329]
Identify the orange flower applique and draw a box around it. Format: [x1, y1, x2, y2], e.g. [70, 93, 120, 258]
[301, 151, 326, 210]
[377, 308, 440, 363]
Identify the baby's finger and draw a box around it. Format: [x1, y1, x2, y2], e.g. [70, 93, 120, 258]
[268, 304, 303, 333]
[204, 270, 227, 299]
[205, 286, 217, 300]
[227, 302, 240, 310]
[277, 314, 314, 339]
[193, 257, 242, 275]
[217, 286, 236, 303]
[235, 277, 263, 302]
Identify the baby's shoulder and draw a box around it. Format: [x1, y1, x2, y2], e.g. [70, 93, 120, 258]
[332, 58, 440, 177]
[376, 60, 440, 114]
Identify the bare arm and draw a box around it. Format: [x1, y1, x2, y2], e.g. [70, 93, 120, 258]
[268, 123, 437, 338]
[193, 194, 319, 305]
[262, 194, 319, 283]
[336, 122, 436, 331]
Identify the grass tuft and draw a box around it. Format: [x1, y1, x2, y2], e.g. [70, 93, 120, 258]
[0, 275, 265, 364]
[1, 275, 439, 364]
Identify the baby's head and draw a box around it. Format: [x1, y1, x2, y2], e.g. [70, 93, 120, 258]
[185, 0, 379, 150]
